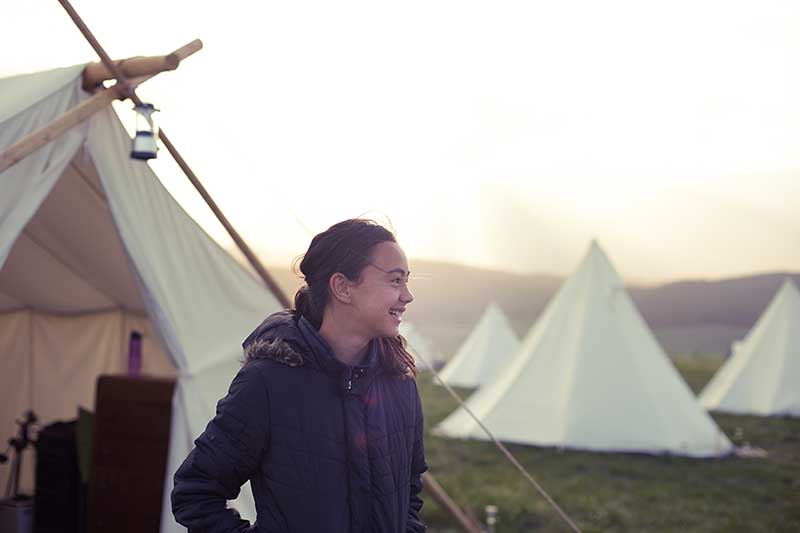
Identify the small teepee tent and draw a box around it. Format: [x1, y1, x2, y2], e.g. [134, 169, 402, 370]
[437, 303, 519, 388]
[699, 279, 800, 417]
[400, 322, 441, 370]
[435, 241, 732, 457]
[0, 65, 282, 530]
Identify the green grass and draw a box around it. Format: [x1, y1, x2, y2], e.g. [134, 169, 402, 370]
[418, 358, 800, 532]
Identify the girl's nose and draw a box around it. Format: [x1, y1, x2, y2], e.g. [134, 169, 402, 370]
[401, 285, 414, 304]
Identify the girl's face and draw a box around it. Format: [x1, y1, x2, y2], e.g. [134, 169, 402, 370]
[349, 241, 414, 339]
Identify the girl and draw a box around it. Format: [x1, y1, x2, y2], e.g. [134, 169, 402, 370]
[172, 219, 427, 532]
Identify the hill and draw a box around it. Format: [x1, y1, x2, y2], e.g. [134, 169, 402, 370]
[255, 256, 799, 357]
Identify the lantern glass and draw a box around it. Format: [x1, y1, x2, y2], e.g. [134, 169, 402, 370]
[131, 103, 159, 160]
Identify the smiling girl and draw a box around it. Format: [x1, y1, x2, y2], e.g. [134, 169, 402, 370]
[172, 219, 427, 532]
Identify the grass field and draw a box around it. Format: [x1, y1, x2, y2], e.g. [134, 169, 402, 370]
[417, 356, 800, 532]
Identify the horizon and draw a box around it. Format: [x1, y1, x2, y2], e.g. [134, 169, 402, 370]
[241, 246, 800, 288]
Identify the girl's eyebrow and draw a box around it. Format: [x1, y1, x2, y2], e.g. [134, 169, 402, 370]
[368, 263, 410, 277]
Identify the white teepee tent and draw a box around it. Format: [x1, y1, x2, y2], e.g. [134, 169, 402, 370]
[434, 241, 732, 457]
[0, 66, 282, 530]
[699, 279, 800, 417]
[437, 303, 519, 388]
[400, 321, 441, 371]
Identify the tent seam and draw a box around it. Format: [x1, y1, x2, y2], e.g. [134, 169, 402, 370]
[69, 158, 109, 204]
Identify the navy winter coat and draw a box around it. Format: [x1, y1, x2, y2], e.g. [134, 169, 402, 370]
[172, 311, 427, 532]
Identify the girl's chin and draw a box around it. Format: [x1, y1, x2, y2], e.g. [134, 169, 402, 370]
[382, 321, 401, 338]
[366, 324, 399, 340]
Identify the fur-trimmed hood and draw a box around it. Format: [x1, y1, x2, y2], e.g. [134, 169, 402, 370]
[242, 310, 377, 378]
[242, 311, 307, 368]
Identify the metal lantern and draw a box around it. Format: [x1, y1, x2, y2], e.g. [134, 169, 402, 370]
[130, 103, 159, 160]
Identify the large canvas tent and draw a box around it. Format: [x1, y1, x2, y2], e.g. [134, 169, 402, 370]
[437, 302, 519, 388]
[0, 65, 282, 530]
[435, 241, 732, 457]
[699, 279, 800, 416]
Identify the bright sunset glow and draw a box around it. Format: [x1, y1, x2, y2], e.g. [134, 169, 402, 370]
[3, 1, 798, 282]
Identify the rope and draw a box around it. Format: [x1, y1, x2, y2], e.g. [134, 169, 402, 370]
[408, 341, 583, 533]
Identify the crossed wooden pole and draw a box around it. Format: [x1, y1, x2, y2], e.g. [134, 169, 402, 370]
[0, 1, 482, 531]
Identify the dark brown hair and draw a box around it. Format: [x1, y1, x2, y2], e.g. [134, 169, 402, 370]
[293, 219, 416, 377]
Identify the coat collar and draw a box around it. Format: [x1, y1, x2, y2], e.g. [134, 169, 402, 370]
[242, 311, 380, 394]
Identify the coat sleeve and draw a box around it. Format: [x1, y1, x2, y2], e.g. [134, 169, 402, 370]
[171, 363, 269, 532]
[406, 380, 428, 533]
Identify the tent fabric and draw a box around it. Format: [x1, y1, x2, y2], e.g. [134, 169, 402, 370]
[0, 65, 84, 123]
[18, 310, 173, 422]
[0, 311, 34, 486]
[1, 151, 147, 313]
[1, 67, 283, 531]
[437, 302, 519, 388]
[0, 65, 88, 268]
[434, 241, 732, 458]
[699, 279, 800, 416]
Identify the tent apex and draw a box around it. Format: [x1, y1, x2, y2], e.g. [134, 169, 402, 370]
[779, 277, 799, 294]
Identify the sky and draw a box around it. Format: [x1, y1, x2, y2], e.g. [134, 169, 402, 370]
[2, 1, 799, 283]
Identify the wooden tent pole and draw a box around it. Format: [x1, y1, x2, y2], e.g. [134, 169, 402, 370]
[0, 40, 202, 174]
[57, 0, 290, 308]
[56, 2, 476, 530]
[57, 0, 130, 94]
[82, 39, 202, 90]
[157, 129, 292, 308]
[422, 473, 482, 532]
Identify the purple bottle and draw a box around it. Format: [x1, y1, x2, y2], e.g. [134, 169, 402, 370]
[128, 331, 143, 377]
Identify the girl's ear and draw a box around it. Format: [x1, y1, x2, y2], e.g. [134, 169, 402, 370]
[329, 272, 352, 304]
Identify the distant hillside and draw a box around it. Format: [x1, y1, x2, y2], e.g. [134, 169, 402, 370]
[253, 254, 798, 358]
[628, 274, 800, 328]
[629, 273, 800, 355]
